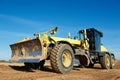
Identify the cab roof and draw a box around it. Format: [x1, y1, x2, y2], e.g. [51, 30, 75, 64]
[79, 28, 103, 37]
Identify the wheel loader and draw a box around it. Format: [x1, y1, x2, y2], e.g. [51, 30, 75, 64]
[10, 27, 115, 73]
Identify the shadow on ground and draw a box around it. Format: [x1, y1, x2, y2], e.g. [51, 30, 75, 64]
[9, 65, 54, 73]
[9, 65, 35, 72]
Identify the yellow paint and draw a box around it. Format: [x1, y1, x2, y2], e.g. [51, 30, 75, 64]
[51, 37, 81, 45]
[101, 45, 108, 52]
[18, 38, 32, 43]
[33, 27, 89, 51]
[40, 36, 89, 51]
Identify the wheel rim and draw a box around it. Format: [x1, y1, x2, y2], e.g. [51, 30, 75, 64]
[106, 57, 110, 67]
[62, 50, 72, 67]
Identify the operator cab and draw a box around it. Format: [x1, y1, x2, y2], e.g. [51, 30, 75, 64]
[79, 28, 103, 52]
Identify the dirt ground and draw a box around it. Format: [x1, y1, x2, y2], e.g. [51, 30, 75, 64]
[0, 60, 120, 80]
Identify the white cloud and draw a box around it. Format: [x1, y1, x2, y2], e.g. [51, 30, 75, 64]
[0, 14, 52, 29]
[0, 14, 38, 25]
[0, 30, 32, 38]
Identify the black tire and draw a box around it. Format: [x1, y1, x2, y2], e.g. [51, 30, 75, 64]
[87, 62, 94, 68]
[79, 61, 94, 68]
[24, 60, 45, 70]
[110, 55, 115, 69]
[100, 54, 111, 69]
[50, 44, 74, 73]
[78, 54, 90, 68]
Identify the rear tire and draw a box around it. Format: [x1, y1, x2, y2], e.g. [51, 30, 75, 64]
[87, 62, 94, 68]
[110, 55, 115, 69]
[78, 54, 90, 68]
[50, 44, 74, 73]
[100, 54, 111, 69]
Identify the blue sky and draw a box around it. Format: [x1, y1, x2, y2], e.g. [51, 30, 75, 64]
[0, 0, 120, 60]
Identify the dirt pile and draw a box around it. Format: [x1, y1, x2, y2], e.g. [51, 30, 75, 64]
[0, 60, 120, 80]
[0, 65, 13, 71]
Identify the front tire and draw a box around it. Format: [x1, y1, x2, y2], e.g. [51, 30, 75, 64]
[50, 44, 74, 73]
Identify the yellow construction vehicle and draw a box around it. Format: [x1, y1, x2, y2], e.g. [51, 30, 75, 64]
[10, 27, 115, 73]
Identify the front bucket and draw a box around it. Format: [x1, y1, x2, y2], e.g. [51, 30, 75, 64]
[10, 39, 42, 62]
